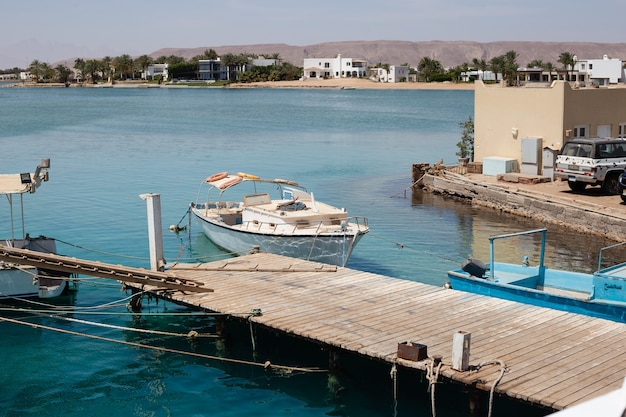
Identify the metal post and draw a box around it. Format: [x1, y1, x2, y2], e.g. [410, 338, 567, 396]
[139, 193, 165, 271]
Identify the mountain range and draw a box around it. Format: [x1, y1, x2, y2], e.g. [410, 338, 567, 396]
[150, 40, 626, 68]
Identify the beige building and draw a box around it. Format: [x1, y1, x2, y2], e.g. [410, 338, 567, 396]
[474, 80, 626, 175]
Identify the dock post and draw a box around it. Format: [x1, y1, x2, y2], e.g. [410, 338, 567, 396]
[139, 193, 166, 271]
[452, 331, 471, 371]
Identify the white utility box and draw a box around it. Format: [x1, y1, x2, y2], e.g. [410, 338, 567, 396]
[482, 157, 518, 176]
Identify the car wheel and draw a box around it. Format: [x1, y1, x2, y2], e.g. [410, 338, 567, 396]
[567, 181, 587, 192]
[602, 172, 621, 195]
[621, 194, 626, 203]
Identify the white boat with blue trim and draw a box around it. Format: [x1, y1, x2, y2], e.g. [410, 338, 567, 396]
[447, 228, 626, 323]
[1, 159, 69, 299]
[190, 172, 369, 267]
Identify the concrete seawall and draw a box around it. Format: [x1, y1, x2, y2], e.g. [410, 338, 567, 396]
[417, 169, 626, 242]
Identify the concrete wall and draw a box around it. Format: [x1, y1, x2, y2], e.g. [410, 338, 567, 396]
[420, 172, 626, 242]
[474, 81, 626, 168]
[474, 81, 565, 163]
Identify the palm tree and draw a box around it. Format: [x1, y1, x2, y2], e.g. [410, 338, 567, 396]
[55, 64, 72, 84]
[134, 55, 153, 79]
[417, 57, 443, 82]
[28, 59, 44, 82]
[113, 54, 134, 80]
[73, 58, 86, 82]
[558, 52, 576, 81]
[100, 56, 113, 82]
[489, 56, 505, 83]
[544, 62, 555, 82]
[84, 59, 100, 83]
[504, 50, 519, 85]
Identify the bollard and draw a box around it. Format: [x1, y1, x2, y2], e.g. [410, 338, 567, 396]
[452, 331, 471, 371]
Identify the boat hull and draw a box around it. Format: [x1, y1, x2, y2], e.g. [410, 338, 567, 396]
[0, 265, 67, 299]
[447, 262, 626, 323]
[192, 209, 366, 267]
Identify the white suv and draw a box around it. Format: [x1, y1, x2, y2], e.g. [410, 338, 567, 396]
[555, 138, 626, 194]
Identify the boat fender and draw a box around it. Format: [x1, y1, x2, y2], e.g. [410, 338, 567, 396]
[461, 258, 488, 278]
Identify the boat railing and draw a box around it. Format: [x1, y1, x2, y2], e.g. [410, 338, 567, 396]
[488, 228, 547, 280]
[240, 216, 369, 234]
[597, 241, 626, 272]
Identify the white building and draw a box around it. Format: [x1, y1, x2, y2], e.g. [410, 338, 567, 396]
[198, 59, 227, 81]
[369, 65, 410, 83]
[303, 54, 367, 79]
[574, 54, 625, 85]
[460, 70, 498, 82]
[143, 63, 169, 81]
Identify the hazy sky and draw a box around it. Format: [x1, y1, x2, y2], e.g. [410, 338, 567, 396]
[2, 0, 624, 68]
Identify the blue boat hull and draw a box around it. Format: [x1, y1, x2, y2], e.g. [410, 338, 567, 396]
[447, 262, 626, 323]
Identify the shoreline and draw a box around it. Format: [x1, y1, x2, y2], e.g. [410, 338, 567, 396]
[4, 78, 475, 91]
[227, 78, 475, 90]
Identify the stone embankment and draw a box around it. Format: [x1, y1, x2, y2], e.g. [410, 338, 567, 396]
[413, 164, 626, 242]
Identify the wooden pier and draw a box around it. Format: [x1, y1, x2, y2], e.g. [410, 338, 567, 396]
[2, 247, 625, 411]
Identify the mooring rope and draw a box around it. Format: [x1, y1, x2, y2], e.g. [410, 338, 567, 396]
[0, 315, 327, 374]
[425, 357, 443, 417]
[474, 359, 507, 417]
[367, 232, 464, 265]
[390, 361, 398, 417]
[40, 315, 218, 338]
[388, 174, 425, 198]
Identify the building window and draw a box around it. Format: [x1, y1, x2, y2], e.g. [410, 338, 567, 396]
[573, 125, 588, 138]
[324, 62, 330, 68]
[619, 124, 626, 138]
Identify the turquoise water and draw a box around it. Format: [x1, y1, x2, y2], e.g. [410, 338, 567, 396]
[0, 86, 618, 416]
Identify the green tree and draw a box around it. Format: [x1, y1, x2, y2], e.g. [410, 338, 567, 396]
[100, 56, 113, 82]
[74, 58, 86, 82]
[417, 57, 443, 82]
[457, 116, 474, 160]
[28, 59, 45, 82]
[55, 64, 72, 83]
[84, 59, 100, 83]
[134, 55, 153, 78]
[558, 52, 576, 81]
[113, 54, 134, 80]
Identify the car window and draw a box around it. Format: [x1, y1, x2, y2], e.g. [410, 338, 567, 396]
[562, 143, 593, 157]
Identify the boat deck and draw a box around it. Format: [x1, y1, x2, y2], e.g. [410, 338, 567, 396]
[147, 253, 626, 411]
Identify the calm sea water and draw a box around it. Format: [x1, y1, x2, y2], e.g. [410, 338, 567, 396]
[0, 86, 619, 417]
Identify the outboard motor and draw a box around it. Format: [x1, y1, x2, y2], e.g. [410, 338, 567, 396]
[461, 258, 488, 278]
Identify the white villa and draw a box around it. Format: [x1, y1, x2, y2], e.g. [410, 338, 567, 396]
[574, 55, 625, 86]
[370, 65, 410, 83]
[142, 63, 169, 81]
[303, 54, 368, 79]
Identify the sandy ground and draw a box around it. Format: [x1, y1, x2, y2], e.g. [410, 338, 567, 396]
[228, 78, 475, 90]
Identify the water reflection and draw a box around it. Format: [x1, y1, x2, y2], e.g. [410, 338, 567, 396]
[412, 188, 626, 274]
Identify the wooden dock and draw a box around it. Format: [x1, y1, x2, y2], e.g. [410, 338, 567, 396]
[134, 252, 625, 412]
[2, 246, 625, 411]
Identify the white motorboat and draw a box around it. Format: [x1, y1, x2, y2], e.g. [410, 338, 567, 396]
[0, 159, 69, 299]
[190, 172, 369, 266]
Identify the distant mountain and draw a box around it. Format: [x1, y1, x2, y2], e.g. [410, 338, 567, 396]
[150, 40, 626, 68]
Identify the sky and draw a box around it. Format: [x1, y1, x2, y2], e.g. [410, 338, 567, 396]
[2, 0, 625, 69]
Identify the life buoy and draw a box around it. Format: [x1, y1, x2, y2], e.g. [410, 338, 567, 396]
[218, 176, 243, 190]
[237, 172, 260, 180]
[206, 171, 228, 182]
